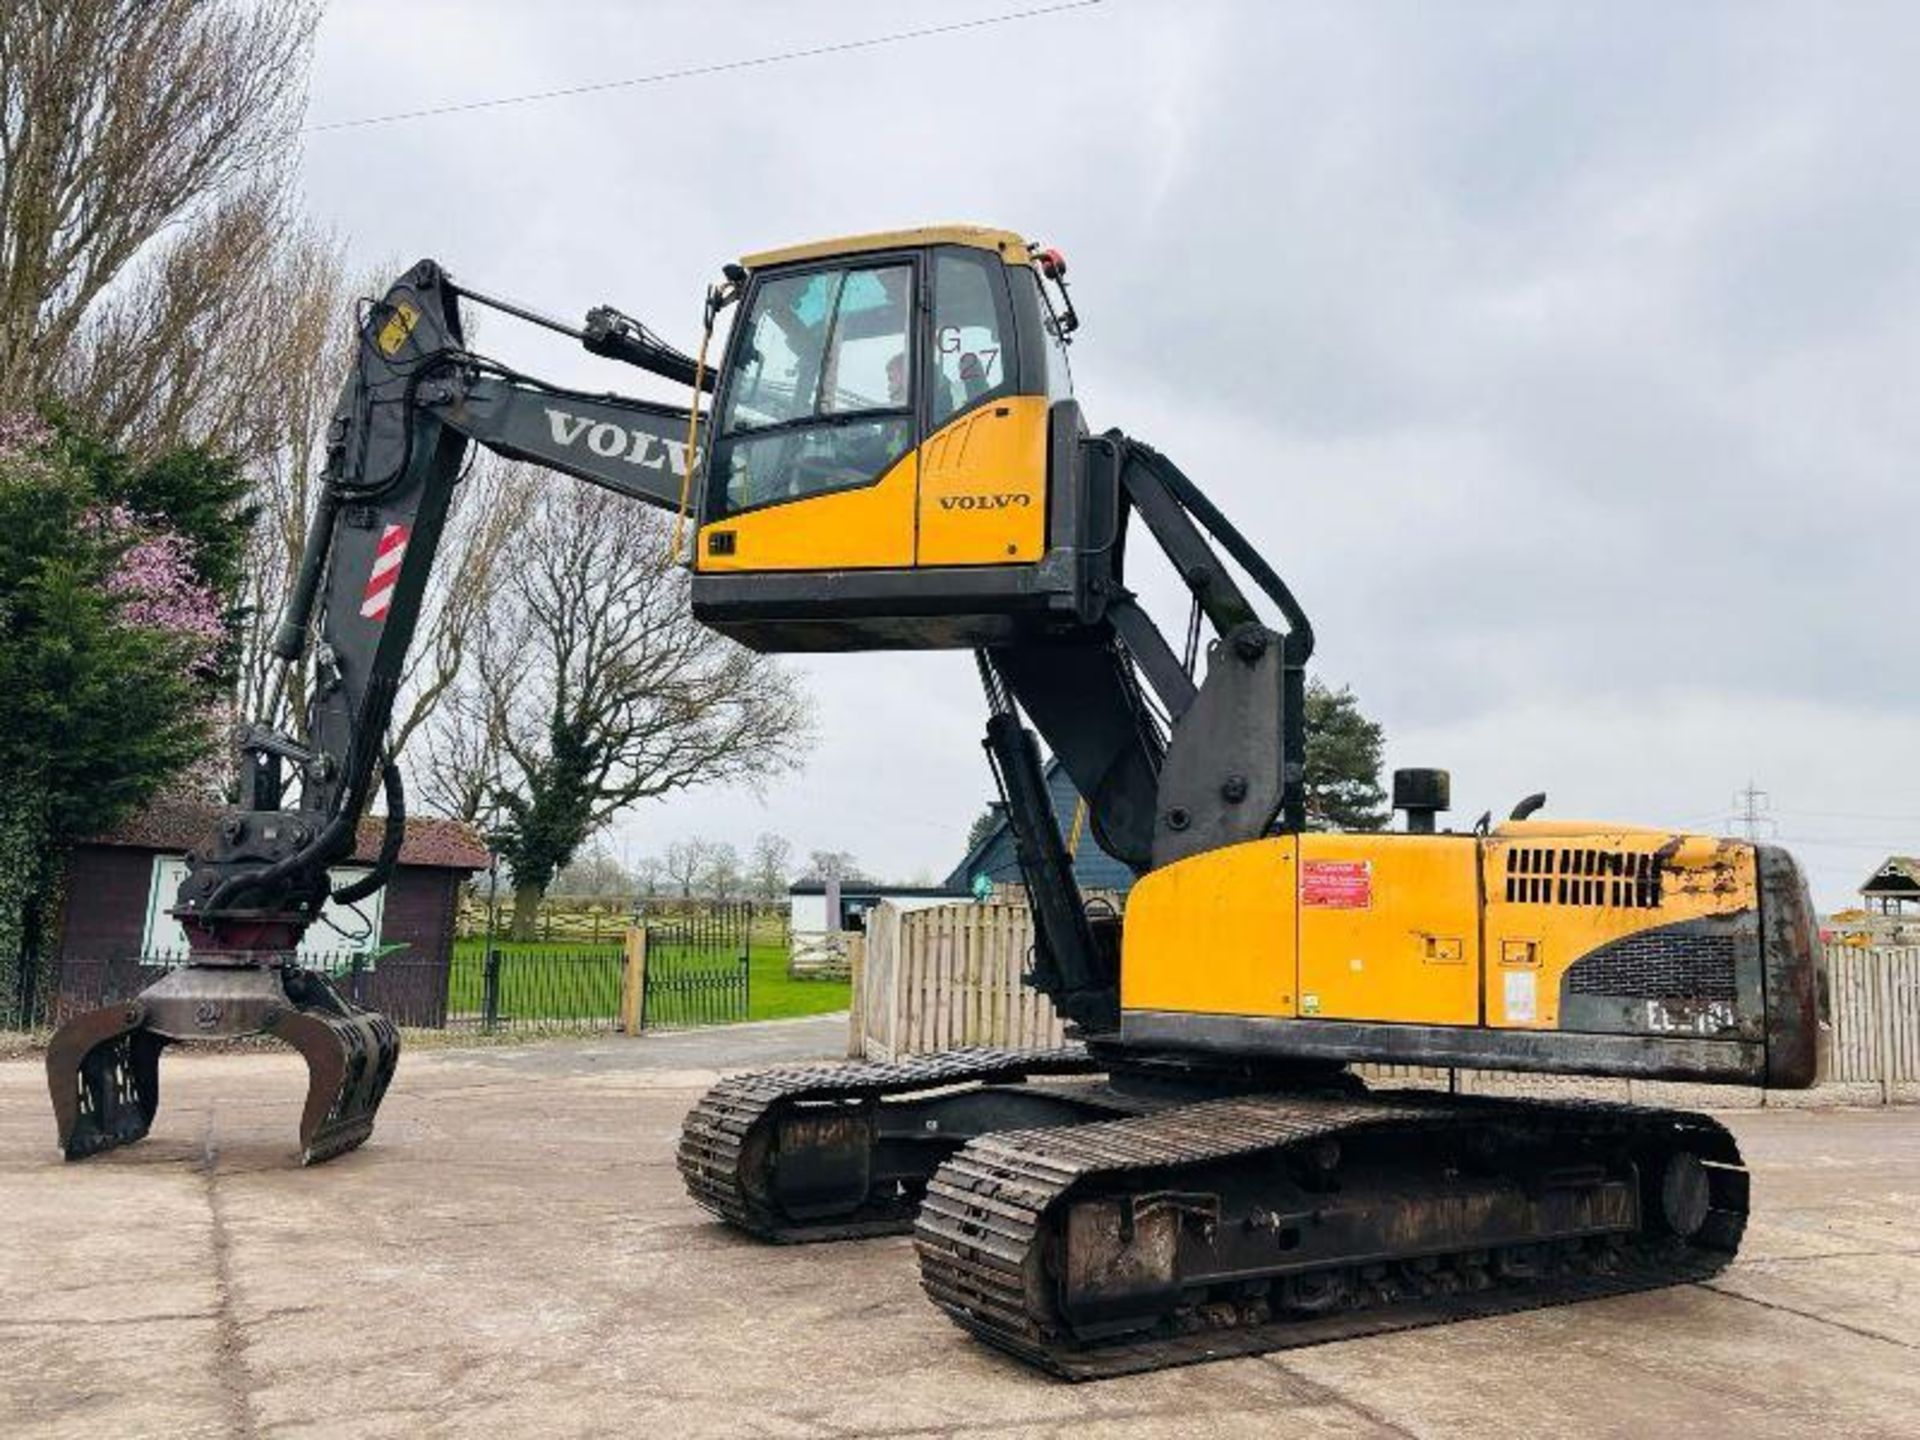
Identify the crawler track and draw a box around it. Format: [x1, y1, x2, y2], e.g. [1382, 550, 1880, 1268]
[915, 1091, 1747, 1378]
[677, 1046, 1104, 1242]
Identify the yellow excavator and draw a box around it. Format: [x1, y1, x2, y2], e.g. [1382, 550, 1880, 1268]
[48, 225, 1828, 1377]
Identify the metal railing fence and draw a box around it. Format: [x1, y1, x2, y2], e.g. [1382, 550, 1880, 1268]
[639, 905, 751, 1029]
[3, 950, 390, 1031]
[446, 945, 627, 1033]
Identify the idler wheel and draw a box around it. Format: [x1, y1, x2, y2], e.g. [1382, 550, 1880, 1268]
[1658, 1151, 1711, 1238]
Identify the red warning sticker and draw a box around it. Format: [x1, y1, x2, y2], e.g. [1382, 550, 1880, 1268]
[1301, 859, 1372, 909]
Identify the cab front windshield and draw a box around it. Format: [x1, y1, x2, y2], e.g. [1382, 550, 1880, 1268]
[713, 262, 913, 516]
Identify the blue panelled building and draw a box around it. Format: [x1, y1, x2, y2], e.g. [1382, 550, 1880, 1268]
[945, 758, 1136, 898]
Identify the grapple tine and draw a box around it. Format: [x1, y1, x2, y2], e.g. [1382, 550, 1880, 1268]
[46, 1002, 168, 1160]
[273, 1010, 353, 1161]
[269, 979, 403, 1165]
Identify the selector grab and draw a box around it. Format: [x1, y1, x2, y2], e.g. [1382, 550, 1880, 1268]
[46, 959, 399, 1165]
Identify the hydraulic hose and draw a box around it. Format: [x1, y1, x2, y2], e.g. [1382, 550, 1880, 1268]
[203, 803, 358, 915]
[203, 676, 399, 915]
[332, 754, 403, 906]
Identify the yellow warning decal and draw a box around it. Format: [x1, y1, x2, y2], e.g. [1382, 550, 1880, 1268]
[376, 300, 420, 357]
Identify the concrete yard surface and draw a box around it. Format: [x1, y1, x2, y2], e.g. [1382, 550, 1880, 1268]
[3, 1020, 1917, 1439]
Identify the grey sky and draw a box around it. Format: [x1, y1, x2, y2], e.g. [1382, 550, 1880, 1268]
[299, 1, 1920, 907]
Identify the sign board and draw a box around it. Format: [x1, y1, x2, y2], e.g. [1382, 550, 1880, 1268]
[1300, 859, 1372, 910]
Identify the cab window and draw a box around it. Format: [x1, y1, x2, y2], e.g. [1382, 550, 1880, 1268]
[714, 262, 913, 515]
[1041, 298, 1073, 402]
[929, 250, 1015, 426]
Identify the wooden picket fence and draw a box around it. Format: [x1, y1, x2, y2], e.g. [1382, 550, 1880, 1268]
[1825, 945, 1920, 1093]
[854, 903, 1920, 1104]
[855, 901, 1066, 1061]
[455, 894, 770, 945]
[456, 894, 636, 944]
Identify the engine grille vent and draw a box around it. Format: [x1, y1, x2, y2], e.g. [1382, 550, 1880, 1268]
[1564, 929, 1738, 1001]
[1503, 847, 1664, 908]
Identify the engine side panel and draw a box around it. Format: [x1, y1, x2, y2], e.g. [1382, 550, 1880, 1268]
[1483, 830, 1761, 1038]
[1295, 833, 1481, 1026]
[1121, 838, 1297, 1017]
[1117, 826, 1826, 1087]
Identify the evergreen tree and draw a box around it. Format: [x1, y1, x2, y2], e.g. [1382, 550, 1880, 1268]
[490, 715, 604, 939]
[1303, 677, 1389, 831]
[0, 416, 222, 1000]
[964, 804, 1003, 855]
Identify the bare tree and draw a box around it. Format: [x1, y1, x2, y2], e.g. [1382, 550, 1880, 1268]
[549, 845, 635, 899]
[56, 182, 286, 458]
[750, 832, 794, 902]
[422, 480, 812, 936]
[633, 854, 664, 898]
[808, 849, 867, 883]
[415, 675, 512, 828]
[663, 839, 710, 899]
[0, 0, 320, 436]
[231, 231, 353, 742]
[701, 841, 742, 901]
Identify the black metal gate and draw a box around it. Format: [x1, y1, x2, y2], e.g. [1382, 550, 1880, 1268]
[642, 904, 751, 1029]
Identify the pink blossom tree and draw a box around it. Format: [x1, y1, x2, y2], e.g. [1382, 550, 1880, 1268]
[96, 505, 225, 673]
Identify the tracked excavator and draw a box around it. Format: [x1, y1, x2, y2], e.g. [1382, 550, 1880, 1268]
[49, 225, 1828, 1375]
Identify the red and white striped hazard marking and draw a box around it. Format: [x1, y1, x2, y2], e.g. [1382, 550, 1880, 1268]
[359, 523, 410, 621]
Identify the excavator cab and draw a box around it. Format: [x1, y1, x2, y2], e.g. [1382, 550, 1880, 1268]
[689, 227, 1117, 652]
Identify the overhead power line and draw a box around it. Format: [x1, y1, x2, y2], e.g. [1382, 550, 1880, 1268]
[306, 1, 1107, 133]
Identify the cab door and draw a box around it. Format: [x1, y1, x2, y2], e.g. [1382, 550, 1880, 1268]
[915, 247, 1049, 567]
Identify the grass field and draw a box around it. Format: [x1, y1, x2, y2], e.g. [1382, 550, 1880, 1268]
[445, 937, 848, 1027]
[740, 940, 852, 1021]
